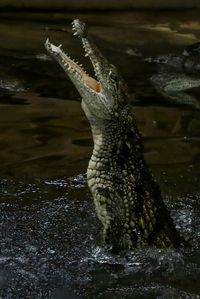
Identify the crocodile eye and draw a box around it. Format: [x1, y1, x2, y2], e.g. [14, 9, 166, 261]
[109, 70, 117, 81]
[109, 71, 116, 81]
[109, 66, 120, 89]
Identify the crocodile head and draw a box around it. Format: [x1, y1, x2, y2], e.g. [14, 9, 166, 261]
[45, 19, 129, 127]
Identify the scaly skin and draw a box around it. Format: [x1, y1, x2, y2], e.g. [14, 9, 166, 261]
[45, 19, 183, 251]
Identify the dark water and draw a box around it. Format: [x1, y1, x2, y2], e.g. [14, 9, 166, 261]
[0, 11, 200, 299]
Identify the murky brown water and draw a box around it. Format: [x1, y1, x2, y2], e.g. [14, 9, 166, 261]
[0, 11, 200, 299]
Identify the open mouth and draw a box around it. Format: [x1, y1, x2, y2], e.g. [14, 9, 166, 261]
[45, 38, 102, 93]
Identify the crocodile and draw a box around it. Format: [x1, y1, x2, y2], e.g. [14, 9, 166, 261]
[45, 19, 183, 251]
[146, 42, 200, 109]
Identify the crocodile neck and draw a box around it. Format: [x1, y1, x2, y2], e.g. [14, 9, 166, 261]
[87, 106, 143, 192]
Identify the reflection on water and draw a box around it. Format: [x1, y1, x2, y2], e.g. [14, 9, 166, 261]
[0, 11, 200, 299]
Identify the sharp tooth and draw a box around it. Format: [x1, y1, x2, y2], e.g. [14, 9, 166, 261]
[58, 44, 62, 48]
[73, 32, 78, 36]
[85, 53, 89, 57]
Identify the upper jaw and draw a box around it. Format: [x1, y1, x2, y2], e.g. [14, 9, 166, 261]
[72, 19, 110, 88]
